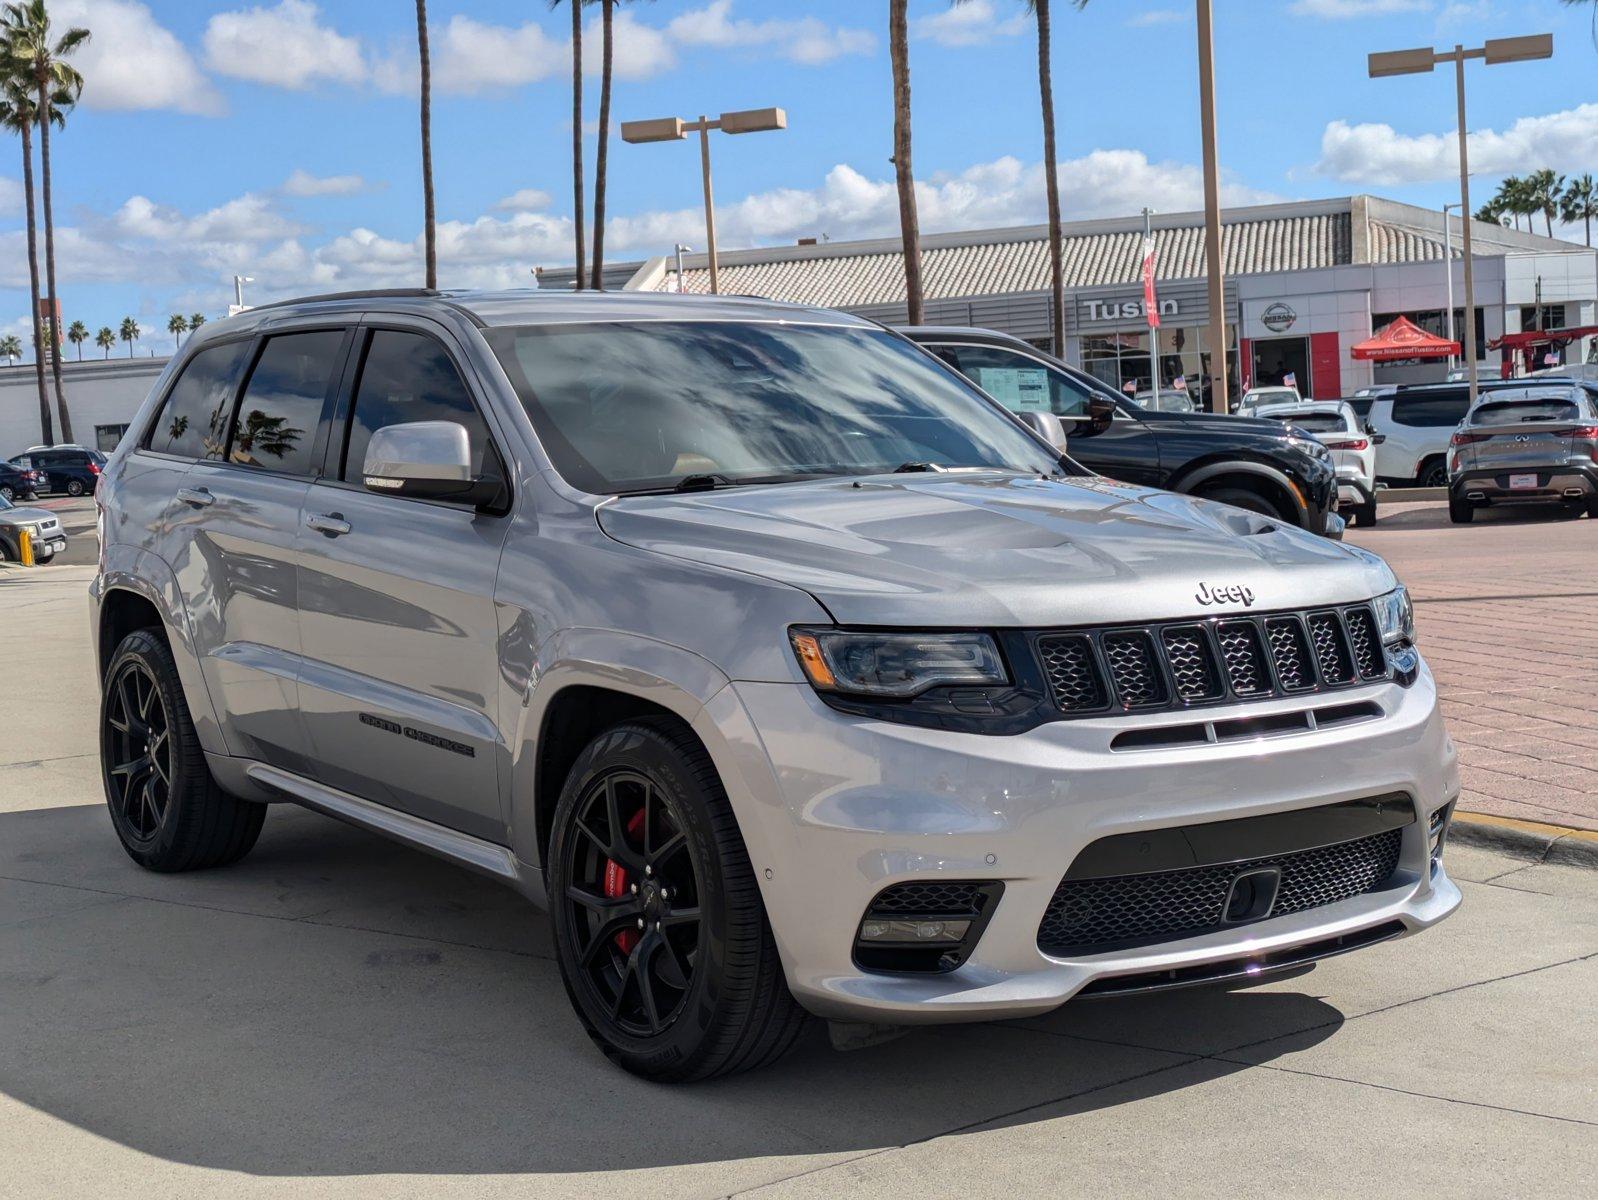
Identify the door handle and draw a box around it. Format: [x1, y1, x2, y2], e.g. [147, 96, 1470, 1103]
[176, 487, 213, 508]
[306, 512, 351, 537]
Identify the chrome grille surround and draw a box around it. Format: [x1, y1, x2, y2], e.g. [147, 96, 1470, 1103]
[1034, 602, 1390, 718]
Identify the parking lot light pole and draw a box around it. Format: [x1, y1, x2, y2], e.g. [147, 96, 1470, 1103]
[1368, 34, 1553, 408]
[1442, 202, 1461, 370]
[621, 108, 787, 295]
[1196, 0, 1228, 415]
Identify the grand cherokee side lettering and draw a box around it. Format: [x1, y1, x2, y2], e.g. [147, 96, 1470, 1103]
[1195, 582, 1256, 607]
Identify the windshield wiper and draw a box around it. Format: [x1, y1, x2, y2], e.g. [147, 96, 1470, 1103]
[673, 473, 732, 492]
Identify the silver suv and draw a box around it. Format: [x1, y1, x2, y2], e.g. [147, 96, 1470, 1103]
[1448, 382, 1598, 523]
[91, 290, 1460, 1080]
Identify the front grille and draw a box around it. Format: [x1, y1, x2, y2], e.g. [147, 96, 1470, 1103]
[1034, 602, 1388, 718]
[1037, 827, 1404, 956]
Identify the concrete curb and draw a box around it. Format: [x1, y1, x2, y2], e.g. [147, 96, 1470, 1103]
[1451, 811, 1598, 870]
[1376, 487, 1447, 504]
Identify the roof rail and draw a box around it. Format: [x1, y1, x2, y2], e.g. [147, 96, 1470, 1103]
[248, 288, 441, 312]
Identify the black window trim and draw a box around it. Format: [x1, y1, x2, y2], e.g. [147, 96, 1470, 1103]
[220, 325, 357, 481]
[135, 331, 260, 465]
[315, 318, 514, 516]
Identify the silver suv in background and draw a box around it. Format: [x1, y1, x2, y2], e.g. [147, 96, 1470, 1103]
[1256, 400, 1378, 527]
[91, 289, 1459, 1081]
[1448, 382, 1598, 523]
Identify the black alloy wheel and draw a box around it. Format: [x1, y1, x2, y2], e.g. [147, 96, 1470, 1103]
[1419, 461, 1450, 489]
[562, 768, 703, 1038]
[104, 659, 173, 842]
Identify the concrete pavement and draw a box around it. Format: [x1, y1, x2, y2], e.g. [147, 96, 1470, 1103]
[1, 545, 1596, 1195]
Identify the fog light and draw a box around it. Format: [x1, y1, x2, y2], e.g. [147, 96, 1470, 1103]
[858, 918, 971, 944]
[1429, 801, 1455, 865]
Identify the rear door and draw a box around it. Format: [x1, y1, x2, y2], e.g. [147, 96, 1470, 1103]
[928, 340, 1165, 486]
[175, 325, 352, 769]
[294, 319, 512, 841]
[1383, 389, 1469, 481]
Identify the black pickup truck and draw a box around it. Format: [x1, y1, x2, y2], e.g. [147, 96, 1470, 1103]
[900, 325, 1342, 536]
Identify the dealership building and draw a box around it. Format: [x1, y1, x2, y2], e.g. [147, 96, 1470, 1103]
[0, 355, 170, 459]
[605, 194, 1598, 399]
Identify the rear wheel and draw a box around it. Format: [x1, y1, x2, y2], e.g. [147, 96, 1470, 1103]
[0, 485, 12, 501]
[65, 478, 85, 497]
[548, 719, 808, 1081]
[101, 629, 265, 871]
[1418, 459, 1449, 489]
[1352, 501, 1378, 527]
[1448, 494, 1475, 524]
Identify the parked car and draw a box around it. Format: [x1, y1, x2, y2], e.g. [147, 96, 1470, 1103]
[1346, 385, 1396, 423]
[1367, 378, 1581, 487]
[1132, 387, 1198, 413]
[1234, 385, 1302, 416]
[1447, 382, 1598, 523]
[8, 446, 105, 496]
[0, 459, 46, 502]
[901, 326, 1342, 536]
[1256, 400, 1378, 526]
[0, 493, 67, 564]
[93, 289, 1458, 1081]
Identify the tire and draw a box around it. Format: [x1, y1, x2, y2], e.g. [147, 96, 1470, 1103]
[0, 485, 12, 501]
[66, 479, 85, 497]
[1418, 460, 1449, 489]
[1352, 501, 1378, 527]
[1448, 495, 1474, 524]
[100, 629, 266, 872]
[1588, 500, 1598, 519]
[1197, 485, 1286, 522]
[547, 718, 809, 1081]
[34, 551, 53, 565]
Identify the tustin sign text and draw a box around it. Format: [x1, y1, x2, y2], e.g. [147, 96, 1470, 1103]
[1082, 298, 1178, 322]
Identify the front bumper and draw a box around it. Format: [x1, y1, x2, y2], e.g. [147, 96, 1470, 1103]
[720, 664, 1458, 1023]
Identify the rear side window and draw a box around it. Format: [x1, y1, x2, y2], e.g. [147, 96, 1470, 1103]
[340, 330, 494, 482]
[1390, 393, 1469, 428]
[146, 341, 252, 460]
[229, 331, 345, 475]
[936, 344, 1094, 417]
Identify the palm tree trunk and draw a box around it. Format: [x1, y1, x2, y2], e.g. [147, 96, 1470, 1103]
[888, 0, 924, 325]
[571, 0, 586, 291]
[416, 0, 437, 289]
[17, 124, 52, 445]
[591, 0, 614, 291]
[1035, 0, 1064, 353]
[37, 74, 73, 443]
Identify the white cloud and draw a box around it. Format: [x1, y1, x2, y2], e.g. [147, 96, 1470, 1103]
[668, 1, 874, 64]
[52, 0, 223, 115]
[1288, 0, 1430, 16]
[591, 10, 678, 81]
[203, 0, 366, 89]
[427, 15, 565, 94]
[911, 0, 1026, 48]
[495, 188, 554, 213]
[282, 169, 371, 197]
[0, 177, 21, 217]
[1129, 9, 1188, 27]
[111, 193, 306, 244]
[1314, 104, 1598, 184]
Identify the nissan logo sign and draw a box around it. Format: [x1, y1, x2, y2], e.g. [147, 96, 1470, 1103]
[1261, 302, 1297, 333]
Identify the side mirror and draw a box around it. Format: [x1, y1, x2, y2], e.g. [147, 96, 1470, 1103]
[362, 421, 502, 508]
[1070, 396, 1117, 439]
[1015, 410, 1069, 452]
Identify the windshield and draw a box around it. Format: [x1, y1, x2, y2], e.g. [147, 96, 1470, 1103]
[486, 321, 1064, 494]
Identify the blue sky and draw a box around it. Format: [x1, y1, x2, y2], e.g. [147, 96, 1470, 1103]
[2, 0, 1595, 360]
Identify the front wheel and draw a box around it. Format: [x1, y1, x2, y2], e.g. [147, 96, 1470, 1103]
[101, 629, 265, 871]
[1196, 485, 1287, 522]
[547, 719, 808, 1081]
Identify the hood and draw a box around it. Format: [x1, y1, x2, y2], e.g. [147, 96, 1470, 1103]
[598, 471, 1395, 628]
[0, 505, 58, 526]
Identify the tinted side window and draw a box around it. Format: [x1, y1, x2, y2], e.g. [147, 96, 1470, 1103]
[1391, 393, 1470, 428]
[230, 331, 345, 475]
[341, 330, 493, 482]
[146, 341, 251, 460]
[941, 344, 1093, 417]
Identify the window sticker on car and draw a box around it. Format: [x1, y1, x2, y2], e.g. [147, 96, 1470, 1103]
[972, 366, 1051, 412]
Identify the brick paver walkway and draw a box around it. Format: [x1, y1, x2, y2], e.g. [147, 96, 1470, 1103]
[1350, 501, 1598, 830]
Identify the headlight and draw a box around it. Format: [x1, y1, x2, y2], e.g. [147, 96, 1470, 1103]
[1287, 434, 1331, 459]
[1373, 585, 1414, 646]
[789, 629, 1008, 698]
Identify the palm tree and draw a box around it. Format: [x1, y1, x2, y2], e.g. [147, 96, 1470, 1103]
[551, 0, 586, 290]
[189, 312, 206, 334]
[415, 0, 436, 288]
[119, 316, 139, 358]
[0, 333, 21, 365]
[1561, 173, 1597, 246]
[167, 313, 188, 349]
[1525, 169, 1565, 237]
[0, 82, 51, 444]
[888, 0, 923, 324]
[66, 317, 85, 358]
[5, 0, 89, 445]
[94, 325, 113, 358]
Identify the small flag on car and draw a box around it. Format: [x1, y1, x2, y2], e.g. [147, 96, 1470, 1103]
[1283, 371, 1298, 389]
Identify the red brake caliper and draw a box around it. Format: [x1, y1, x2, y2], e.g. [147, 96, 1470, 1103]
[602, 807, 648, 954]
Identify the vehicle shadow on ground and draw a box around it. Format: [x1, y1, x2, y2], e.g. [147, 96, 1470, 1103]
[1368, 502, 1590, 531]
[0, 802, 1346, 1178]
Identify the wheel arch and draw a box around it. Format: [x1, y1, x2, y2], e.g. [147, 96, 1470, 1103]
[1172, 458, 1307, 524]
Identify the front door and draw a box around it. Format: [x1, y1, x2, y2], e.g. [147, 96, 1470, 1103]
[295, 323, 511, 842]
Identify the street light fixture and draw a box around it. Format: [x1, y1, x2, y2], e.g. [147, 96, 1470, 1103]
[622, 107, 787, 295]
[1367, 33, 1552, 405]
